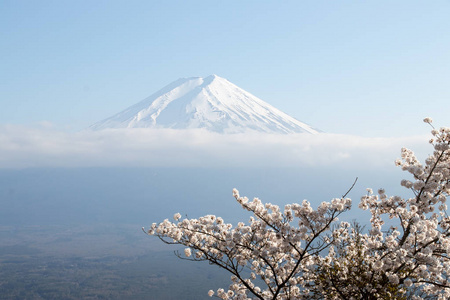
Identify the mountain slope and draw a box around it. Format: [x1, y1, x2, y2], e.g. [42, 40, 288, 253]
[90, 75, 319, 134]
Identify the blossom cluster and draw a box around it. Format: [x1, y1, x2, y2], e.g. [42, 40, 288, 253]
[145, 119, 450, 299]
[147, 189, 350, 299]
[318, 118, 450, 299]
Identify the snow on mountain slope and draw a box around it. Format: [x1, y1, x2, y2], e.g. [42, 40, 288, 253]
[90, 75, 320, 134]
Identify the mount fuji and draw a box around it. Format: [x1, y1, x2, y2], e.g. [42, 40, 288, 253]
[90, 75, 319, 134]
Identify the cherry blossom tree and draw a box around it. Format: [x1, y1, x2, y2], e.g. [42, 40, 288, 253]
[315, 118, 450, 300]
[144, 118, 450, 299]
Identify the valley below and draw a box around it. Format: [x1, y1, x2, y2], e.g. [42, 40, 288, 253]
[0, 166, 402, 299]
[0, 224, 229, 300]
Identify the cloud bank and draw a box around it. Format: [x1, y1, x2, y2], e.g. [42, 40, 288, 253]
[0, 125, 431, 169]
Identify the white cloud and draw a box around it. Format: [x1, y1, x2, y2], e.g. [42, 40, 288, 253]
[0, 125, 431, 169]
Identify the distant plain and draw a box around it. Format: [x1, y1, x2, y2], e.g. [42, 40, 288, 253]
[0, 166, 405, 299]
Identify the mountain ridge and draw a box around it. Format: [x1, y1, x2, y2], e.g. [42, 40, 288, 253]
[90, 75, 319, 134]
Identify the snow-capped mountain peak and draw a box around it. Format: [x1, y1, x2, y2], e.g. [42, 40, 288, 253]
[90, 75, 319, 134]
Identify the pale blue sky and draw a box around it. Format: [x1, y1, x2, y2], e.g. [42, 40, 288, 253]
[1, 1, 450, 136]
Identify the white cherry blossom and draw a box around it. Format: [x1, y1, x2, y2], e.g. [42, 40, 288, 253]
[145, 120, 450, 299]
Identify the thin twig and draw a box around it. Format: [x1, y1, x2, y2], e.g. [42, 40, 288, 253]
[342, 177, 358, 198]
